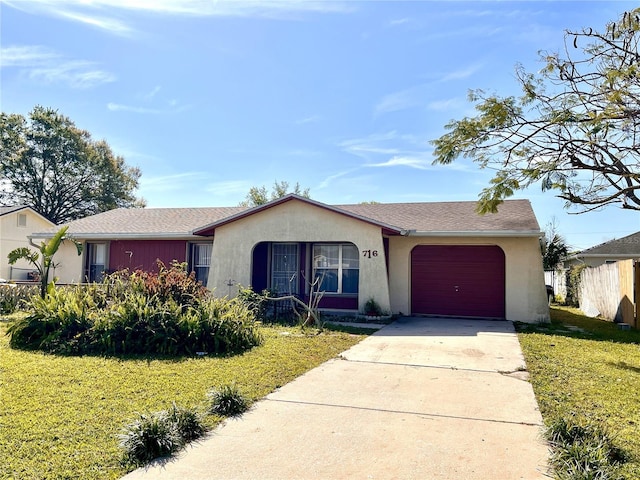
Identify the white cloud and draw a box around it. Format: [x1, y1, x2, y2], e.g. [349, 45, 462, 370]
[139, 172, 206, 192]
[29, 61, 116, 88]
[295, 114, 321, 125]
[365, 156, 430, 170]
[441, 63, 483, 81]
[374, 86, 426, 115]
[1, 46, 116, 88]
[4, 0, 355, 34]
[204, 180, 252, 196]
[0, 45, 59, 67]
[107, 101, 189, 114]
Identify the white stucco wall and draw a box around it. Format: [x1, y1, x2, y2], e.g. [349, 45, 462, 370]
[44, 240, 85, 284]
[387, 235, 550, 323]
[208, 200, 391, 312]
[0, 210, 55, 281]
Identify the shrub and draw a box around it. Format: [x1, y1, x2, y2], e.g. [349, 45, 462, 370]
[7, 268, 262, 356]
[236, 285, 277, 322]
[546, 416, 628, 479]
[118, 411, 182, 465]
[565, 265, 587, 307]
[7, 286, 96, 353]
[207, 383, 250, 417]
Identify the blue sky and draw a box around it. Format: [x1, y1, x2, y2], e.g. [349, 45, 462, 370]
[1, 0, 639, 250]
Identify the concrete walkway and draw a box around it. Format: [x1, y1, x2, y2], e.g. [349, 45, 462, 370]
[123, 317, 550, 479]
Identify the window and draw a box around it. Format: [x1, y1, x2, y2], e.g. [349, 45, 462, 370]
[313, 243, 359, 294]
[190, 243, 212, 286]
[85, 243, 107, 283]
[17, 213, 27, 227]
[271, 243, 299, 294]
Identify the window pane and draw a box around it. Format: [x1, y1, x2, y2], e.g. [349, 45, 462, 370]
[342, 244, 359, 268]
[315, 269, 338, 292]
[313, 245, 339, 268]
[342, 269, 359, 294]
[195, 244, 211, 266]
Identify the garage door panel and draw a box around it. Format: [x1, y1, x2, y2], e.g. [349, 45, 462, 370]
[411, 245, 505, 318]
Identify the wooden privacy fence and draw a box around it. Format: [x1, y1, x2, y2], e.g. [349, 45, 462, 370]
[579, 259, 638, 327]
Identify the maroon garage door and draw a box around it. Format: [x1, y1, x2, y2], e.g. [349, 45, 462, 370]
[411, 245, 505, 318]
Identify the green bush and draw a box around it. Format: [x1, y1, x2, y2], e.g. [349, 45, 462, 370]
[7, 286, 96, 353]
[565, 265, 587, 307]
[6, 264, 262, 356]
[207, 383, 250, 417]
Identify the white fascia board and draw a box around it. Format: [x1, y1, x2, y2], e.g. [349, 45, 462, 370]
[406, 230, 543, 238]
[30, 232, 209, 241]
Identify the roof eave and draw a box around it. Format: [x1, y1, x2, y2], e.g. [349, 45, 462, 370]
[193, 194, 404, 236]
[406, 230, 543, 238]
[30, 232, 209, 241]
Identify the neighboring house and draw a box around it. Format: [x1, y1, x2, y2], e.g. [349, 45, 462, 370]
[0, 206, 56, 281]
[36, 195, 549, 323]
[564, 231, 640, 268]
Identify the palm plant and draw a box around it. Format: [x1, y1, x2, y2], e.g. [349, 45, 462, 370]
[7, 226, 82, 298]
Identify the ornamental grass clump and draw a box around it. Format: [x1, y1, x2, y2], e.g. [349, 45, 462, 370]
[119, 410, 182, 465]
[207, 383, 250, 417]
[119, 403, 206, 466]
[546, 416, 628, 480]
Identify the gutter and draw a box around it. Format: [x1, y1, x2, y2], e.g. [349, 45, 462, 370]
[404, 230, 543, 238]
[29, 232, 207, 241]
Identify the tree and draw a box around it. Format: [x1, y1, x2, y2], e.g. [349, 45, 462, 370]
[239, 180, 310, 207]
[0, 106, 145, 224]
[541, 219, 569, 271]
[432, 9, 640, 214]
[8, 226, 82, 298]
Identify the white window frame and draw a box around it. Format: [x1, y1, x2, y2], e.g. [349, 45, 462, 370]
[190, 243, 212, 286]
[313, 243, 359, 294]
[17, 213, 27, 228]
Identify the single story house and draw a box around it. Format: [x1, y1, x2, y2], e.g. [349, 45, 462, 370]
[564, 231, 640, 268]
[0, 205, 56, 281]
[35, 195, 550, 323]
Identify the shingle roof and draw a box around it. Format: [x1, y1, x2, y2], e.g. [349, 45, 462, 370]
[34, 197, 540, 238]
[37, 206, 247, 238]
[578, 231, 640, 257]
[337, 199, 539, 233]
[0, 205, 28, 217]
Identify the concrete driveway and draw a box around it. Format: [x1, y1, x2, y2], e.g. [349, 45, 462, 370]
[123, 317, 550, 479]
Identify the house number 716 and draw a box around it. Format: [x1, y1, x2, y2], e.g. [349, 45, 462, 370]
[362, 249, 378, 258]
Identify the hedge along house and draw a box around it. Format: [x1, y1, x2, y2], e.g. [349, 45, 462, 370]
[39, 195, 550, 322]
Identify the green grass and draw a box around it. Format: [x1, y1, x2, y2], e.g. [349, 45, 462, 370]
[0, 314, 366, 479]
[516, 306, 640, 478]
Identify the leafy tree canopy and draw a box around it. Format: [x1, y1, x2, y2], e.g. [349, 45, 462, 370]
[432, 9, 640, 214]
[239, 180, 310, 207]
[0, 106, 145, 224]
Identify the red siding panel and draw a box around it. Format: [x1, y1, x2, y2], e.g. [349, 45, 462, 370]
[411, 245, 505, 318]
[109, 240, 188, 273]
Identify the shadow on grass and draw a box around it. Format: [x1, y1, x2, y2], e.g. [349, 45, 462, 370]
[515, 306, 640, 345]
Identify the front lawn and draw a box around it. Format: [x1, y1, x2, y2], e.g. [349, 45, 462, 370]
[0, 315, 366, 479]
[517, 306, 640, 478]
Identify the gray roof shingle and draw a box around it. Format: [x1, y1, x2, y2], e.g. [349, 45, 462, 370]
[337, 199, 539, 233]
[0, 205, 28, 217]
[578, 231, 640, 257]
[34, 197, 540, 238]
